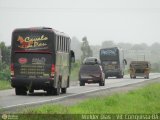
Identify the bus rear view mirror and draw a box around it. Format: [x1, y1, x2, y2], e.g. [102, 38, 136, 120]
[123, 59, 127, 65]
[70, 50, 75, 63]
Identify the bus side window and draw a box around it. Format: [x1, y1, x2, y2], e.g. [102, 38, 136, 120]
[60, 36, 62, 51]
[57, 36, 59, 51]
[58, 36, 60, 51]
[66, 38, 68, 52]
[56, 36, 58, 51]
[62, 37, 64, 52]
[63, 37, 65, 52]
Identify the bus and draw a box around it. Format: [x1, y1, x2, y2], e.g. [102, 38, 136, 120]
[100, 47, 127, 78]
[11, 27, 75, 95]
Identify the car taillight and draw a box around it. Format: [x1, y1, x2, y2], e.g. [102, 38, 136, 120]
[10, 64, 14, 76]
[51, 64, 55, 77]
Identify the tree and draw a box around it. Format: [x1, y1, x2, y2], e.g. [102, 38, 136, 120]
[71, 37, 81, 60]
[131, 43, 148, 50]
[0, 42, 11, 65]
[81, 36, 93, 62]
[101, 40, 115, 48]
[117, 42, 133, 50]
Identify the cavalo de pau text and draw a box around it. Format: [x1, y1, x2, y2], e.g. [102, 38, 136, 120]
[24, 35, 48, 42]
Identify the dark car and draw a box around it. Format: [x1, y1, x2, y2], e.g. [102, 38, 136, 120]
[79, 57, 105, 86]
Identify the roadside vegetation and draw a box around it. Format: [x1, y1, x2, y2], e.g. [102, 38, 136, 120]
[22, 83, 160, 115]
[70, 60, 81, 81]
[0, 62, 11, 90]
[0, 80, 11, 90]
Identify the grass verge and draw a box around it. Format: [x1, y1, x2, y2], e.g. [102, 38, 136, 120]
[22, 83, 160, 115]
[0, 80, 11, 90]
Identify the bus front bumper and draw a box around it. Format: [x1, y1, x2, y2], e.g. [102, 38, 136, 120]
[105, 71, 121, 77]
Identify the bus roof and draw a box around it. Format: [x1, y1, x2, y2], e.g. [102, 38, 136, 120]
[100, 47, 120, 51]
[13, 27, 70, 38]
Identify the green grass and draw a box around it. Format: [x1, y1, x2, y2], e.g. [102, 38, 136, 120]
[70, 61, 80, 81]
[23, 82, 160, 114]
[0, 80, 12, 90]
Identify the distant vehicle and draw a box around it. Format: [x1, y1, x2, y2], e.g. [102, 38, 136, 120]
[79, 57, 105, 86]
[11, 27, 75, 95]
[129, 61, 151, 79]
[100, 47, 127, 78]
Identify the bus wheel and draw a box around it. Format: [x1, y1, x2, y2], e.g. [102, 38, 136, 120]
[61, 88, 67, 94]
[15, 88, 27, 95]
[80, 81, 85, 86]
[46, 88, 54, 95]
[67, 76, 70, 87]
[53, 80, 61, 95]
[29, 89, 34, 94]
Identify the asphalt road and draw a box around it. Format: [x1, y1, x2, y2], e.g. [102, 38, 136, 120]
[0, 73, 160, 111]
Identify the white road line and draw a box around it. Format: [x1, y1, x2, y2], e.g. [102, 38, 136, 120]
[1, 73, 160, 110]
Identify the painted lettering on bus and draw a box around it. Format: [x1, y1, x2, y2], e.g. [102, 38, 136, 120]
[17, 35, 48, 48]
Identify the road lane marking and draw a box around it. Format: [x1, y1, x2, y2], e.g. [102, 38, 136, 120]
[1, 73, 160, 110]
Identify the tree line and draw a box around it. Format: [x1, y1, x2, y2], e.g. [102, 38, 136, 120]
[1, 38, 160, 81]
[71, 37, 160, 72]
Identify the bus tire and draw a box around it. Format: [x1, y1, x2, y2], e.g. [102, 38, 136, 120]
[53, 80, 61, 95]
[116, 75, 120, 78]
[15, 88, 27, 95]
[67, 76, 70, 87]
[46, 88, 54, 95]
[61, 88, 67, 94]
[80, 81, 85, 86]
[29, 89, 34, 94]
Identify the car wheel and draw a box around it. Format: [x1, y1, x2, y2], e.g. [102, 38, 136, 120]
[99, 80, 105, 86]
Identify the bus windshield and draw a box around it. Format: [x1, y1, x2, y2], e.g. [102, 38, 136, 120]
[100, 48, 119, 61]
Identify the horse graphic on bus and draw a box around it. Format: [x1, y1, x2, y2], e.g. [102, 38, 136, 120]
[17, 36, 33, 48]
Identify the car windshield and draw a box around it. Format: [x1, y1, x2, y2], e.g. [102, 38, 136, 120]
[80, 65, 100, 72]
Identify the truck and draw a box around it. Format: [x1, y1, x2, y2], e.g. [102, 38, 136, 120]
[129, 61, 151, 79]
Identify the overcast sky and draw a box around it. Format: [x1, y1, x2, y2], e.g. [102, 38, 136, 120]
[0, 0, 160, 46]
